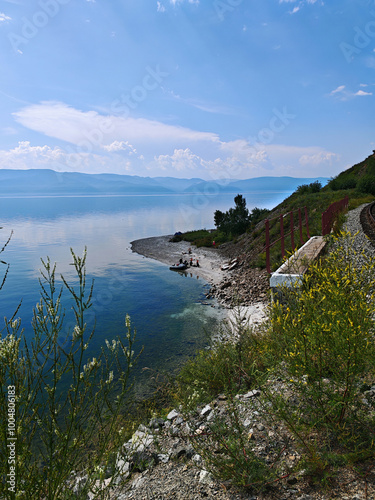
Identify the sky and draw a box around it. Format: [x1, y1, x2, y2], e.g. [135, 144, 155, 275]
[0, 0, 374, 181]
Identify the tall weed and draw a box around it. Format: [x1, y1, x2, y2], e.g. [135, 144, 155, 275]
[0, 249, 140, 499]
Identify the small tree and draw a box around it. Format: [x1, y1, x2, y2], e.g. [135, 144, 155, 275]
[214, 196, 269, 238]
[214, 194, 250, 237]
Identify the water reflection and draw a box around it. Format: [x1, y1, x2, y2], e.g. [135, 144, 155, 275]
[0, 192, 288, 387]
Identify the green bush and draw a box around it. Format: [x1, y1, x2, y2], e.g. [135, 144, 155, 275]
[169, 229, 219, 247]
[357, 174, 375, 195]
[329, 176, 357, 191]
[296, 181, 322, 194]
[175, 313, 265, 409]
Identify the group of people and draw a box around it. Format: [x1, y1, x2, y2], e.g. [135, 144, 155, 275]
[179, 257, 200, 268]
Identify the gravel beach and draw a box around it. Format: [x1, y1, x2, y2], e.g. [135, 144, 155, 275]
[130, 235, 268, 330]
[130, 235, 229, 287]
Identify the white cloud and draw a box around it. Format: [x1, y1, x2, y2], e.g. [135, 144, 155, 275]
[279, 0, 318, 3]
[152, 143, 269, 178]
[166, 89, 236, 115]
[330, 85, 346, 95]
[170, 0, 199, 5]
[157, 2, 166, 12]
[355, 90, 373, 96]
[0, 140, 340, 179]
[280, 0, 320, 12]
[263, 144, 340, 177]
[154, 148, 201, 171]
[13, 102, 220, 149]
[9, 102, 341, 179]
[0, 12, 11, 22]
[0, 141, 137, 174]
[101, 140, 137, 154]
[299, 150, 339, 166]
[329, 85, 373, 100]
[0, 141, 65, 169]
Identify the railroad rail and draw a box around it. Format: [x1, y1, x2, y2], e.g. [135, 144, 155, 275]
[360, 201, 375, 247]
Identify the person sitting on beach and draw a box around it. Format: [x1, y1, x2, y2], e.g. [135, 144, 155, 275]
[190, 258, 193, 266]
[179, 258, 183, 264]
[196, 259, 199, 267]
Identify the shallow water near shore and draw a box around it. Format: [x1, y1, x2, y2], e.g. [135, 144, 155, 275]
[0, 192, 287, 394]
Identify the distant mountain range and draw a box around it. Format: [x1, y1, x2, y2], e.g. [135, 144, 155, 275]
[0, 169, 328, 196]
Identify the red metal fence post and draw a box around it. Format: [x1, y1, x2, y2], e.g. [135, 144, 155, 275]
[305, 206, 310, 239]
[298, 208, 304, 245]
[265, 219, 270, 273]
[263, 204, 311, 272]
[280, 214, 285, 259]
[321, 196, 349, 236]
[290, 211, 295, 250]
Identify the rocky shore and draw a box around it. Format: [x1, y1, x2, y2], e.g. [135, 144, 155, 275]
[131, 235, 270, 327]
[104, 209, 375, 500]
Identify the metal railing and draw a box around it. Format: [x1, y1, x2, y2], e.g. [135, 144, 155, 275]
[321, 196, 349, 236]
[264, 207, 310, 274]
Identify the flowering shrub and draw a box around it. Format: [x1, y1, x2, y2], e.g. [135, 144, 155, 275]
[179, 232, 375, 491]
[266, 232, 375, 460]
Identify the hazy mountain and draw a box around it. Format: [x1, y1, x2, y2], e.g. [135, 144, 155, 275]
[0, 169, 328, 196]
[186, 176, 328, 194]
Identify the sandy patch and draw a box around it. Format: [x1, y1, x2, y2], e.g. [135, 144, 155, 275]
[130, 235, 229, 287]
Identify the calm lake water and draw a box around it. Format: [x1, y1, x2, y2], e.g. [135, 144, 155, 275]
[0, 191, 289, 394]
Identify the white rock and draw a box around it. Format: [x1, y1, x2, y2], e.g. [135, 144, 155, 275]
[192, 454, 202, 464]
[167, 409, 179, 420]
[242, 389, 260, 398]
[199, 470, 214, 484]
[201, 404, 212, 417]
[115, 454, 130, 478]
[157, 453, 170, 463]
[72, 474, 88, 495]
[129, 430, 154, 452]
[131, 476, 146, 489]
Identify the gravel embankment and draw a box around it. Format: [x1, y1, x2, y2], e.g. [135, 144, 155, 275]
[343, 203, 375, 259]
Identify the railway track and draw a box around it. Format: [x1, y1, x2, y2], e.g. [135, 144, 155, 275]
[360, 201, 375, 246]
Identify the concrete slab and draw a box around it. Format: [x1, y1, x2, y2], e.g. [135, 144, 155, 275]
[270, 236, 325, 289]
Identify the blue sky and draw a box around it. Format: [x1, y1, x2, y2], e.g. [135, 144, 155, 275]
[0, 0, 374, 180]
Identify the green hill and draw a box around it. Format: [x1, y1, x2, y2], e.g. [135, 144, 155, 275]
[326, 150, 375, 194]
[234, 151, 375, 270]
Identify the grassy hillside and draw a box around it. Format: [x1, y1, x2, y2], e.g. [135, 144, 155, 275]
[327, 151, 375, 193]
